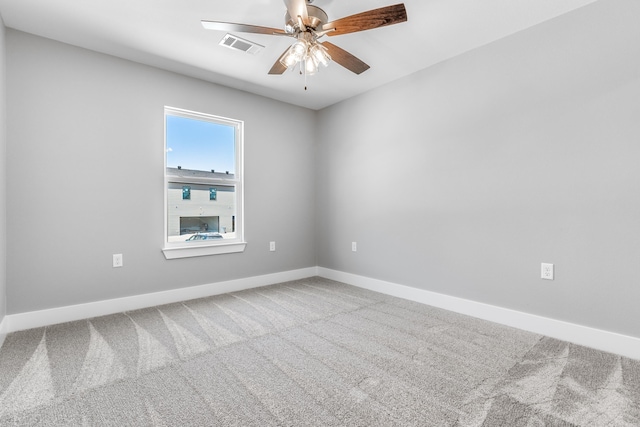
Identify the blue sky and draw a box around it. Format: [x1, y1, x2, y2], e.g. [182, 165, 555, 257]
[166, 115, 235, 173]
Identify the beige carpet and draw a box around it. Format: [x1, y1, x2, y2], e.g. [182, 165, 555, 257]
[0, 277, 638, 426]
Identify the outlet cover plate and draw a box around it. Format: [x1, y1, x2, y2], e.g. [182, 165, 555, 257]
[541, 263, 554, 280]
[113, 254, 123, 268]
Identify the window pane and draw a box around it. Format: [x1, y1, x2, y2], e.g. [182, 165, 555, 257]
[166, 115, 235, 174]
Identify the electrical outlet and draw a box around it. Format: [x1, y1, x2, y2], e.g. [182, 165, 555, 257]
[541, 263, 554, 280]
[269, 241, 276, 252]
[113, 254, 123, 268]
[352, 242, 357, 252]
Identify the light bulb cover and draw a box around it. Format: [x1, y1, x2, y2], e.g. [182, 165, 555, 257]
[280, 40, 308, 69]
[280, 51, 298, 68]
[290, 40, 308, 61]
[310, 44, 331, 68]
[305, 56, 318, 75]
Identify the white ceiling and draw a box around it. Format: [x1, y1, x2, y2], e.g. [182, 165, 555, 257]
[0, 0, 597, 110]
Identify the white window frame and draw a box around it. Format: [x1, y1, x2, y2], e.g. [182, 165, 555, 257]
[162, 106, 246, 259]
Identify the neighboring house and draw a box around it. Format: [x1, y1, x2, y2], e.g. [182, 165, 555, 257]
[166, 167, 236, 241]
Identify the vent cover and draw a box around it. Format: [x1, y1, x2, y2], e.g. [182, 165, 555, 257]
[219, 34, 264, 55]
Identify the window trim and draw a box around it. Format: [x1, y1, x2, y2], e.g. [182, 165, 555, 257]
[162, 106, 246, 259]
[162, 242, 247, 259]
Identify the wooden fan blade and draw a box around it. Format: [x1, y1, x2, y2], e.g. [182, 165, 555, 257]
[201, 21, 286, 35]
[268, 48, 291, 75]
[283, 0, 308, 23]
[321, 42, 370, 75]
[323, 3, 407, 36]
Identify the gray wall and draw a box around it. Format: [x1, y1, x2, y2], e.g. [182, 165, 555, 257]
[6, 31, 316, 314]
[316, 0, 640, 338]
[0, 17, 6, 326]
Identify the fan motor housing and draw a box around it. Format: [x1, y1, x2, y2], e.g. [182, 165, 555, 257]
[286, 5, 328, 30]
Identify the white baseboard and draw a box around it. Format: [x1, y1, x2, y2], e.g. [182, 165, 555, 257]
[4, 267, 318, 334]
[318, 268, 640, 360]
[5, 266, 638, 360]
[0, 316, 7, 350]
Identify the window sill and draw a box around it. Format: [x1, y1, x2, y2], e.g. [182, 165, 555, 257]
[162, 242, 247, 259]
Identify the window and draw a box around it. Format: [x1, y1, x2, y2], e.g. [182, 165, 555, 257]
[182, 186, 191, 200]
[162, 107, 245, 259]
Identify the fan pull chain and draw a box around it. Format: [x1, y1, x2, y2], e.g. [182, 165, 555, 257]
[296, 60, 308, 91]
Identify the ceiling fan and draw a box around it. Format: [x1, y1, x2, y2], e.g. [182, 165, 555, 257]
[201, 0, 407, 79]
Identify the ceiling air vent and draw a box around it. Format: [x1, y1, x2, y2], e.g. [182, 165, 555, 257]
[219, 34, 264, 55]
